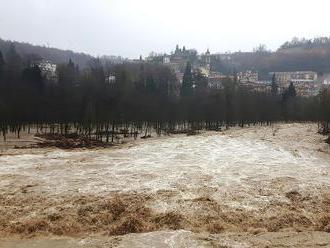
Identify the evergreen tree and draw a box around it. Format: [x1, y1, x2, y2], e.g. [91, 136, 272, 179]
[57, 59, 77, 88]
[5, 43, 22, 82]
[233, 69, 238, 83]
[282, 82, 297, 101]
[136, 63, 146, 91]
[89, 58, 105, 86]
[0, 51, 4, 79]
[67, 59, 77, 85]
[22, 64, 43, 92]
[281, 82, 297, 121]
[288, 82, 296, 98]
[181, 62, 193, 97]
[194, 71, 208, 96]
[175, 44, 180, 54]
[271, 73, 278, 95]
[0, 51, 4, 97]
[146, 75, 156, 94]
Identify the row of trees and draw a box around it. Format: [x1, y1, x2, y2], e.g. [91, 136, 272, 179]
[279, 37, 330, 50]
[0, 45, 328, 142]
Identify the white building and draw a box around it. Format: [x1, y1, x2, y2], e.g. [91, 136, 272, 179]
[271, 71, 318, 87]
[238, 70, 258, 83]
[38, 60, 57, 81]
[319, 73, 330, 85]
[270, 71, 320, 97]
[163, 56, 170, 64]
[106, 74, 116, 84]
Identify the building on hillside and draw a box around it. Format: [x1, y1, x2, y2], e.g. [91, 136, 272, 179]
[163, 56, 170, 64]
[271, 71, 317, 87]
[319, 73, 330, 85]
[175, 71, 184, 84]
[38, 60, 57, 82]
[145, 53, 164, 64]
[208, 71, 233, 89]
[270, 71, 320, 96]
[173, 45, 198, 60]
[213, 53, 232, 61]
[294, 82, 322, 97]
[106, 73, 116, 84]
[237, 70, 258, 83]
[146, 46, 243, 90]
[241, 81, 272, 93]
[170, 45, 198, 71]
[198, 66, 210, 77]
[200, 49, 211, 70]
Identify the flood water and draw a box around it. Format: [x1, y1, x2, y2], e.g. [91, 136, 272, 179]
[0, 123, 329, 247]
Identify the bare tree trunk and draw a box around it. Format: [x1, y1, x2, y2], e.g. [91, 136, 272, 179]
[111, 122, 115, 143]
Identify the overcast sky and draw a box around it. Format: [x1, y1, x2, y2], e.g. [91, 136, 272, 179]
[0, 0, 329, 58]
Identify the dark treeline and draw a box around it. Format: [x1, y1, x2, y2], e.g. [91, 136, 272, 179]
[0, 38, 93, 69]
[0, 45, 328, 142]
[279, 37, 330, 50]
[0, 38, 126, 69]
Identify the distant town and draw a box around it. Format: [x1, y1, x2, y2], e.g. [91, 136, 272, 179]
[35, 44, 330, 97]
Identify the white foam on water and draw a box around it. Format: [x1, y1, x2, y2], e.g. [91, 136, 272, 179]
[0, 125, 329, 208]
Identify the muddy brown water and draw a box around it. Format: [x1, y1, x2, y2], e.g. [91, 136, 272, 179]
[0, 123, 329, 247]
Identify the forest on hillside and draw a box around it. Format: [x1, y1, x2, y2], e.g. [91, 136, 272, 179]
[0, 38, 93, 69]
[0, 38, 126, 69]
[0, 37, 330, 80]
[212, 37, 330, 78]
[3, 36, 330, 78]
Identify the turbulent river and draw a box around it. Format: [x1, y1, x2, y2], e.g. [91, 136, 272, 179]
[0, 123, 329, 247]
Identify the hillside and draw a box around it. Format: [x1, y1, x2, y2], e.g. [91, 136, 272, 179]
[2, 37, 330, 77]
[0, 38, 94, 68]
[212, 37, 330, 78]
[0, 38, 128, 69]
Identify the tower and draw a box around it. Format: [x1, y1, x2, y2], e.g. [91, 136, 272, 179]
[205, 48, 211, 68]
